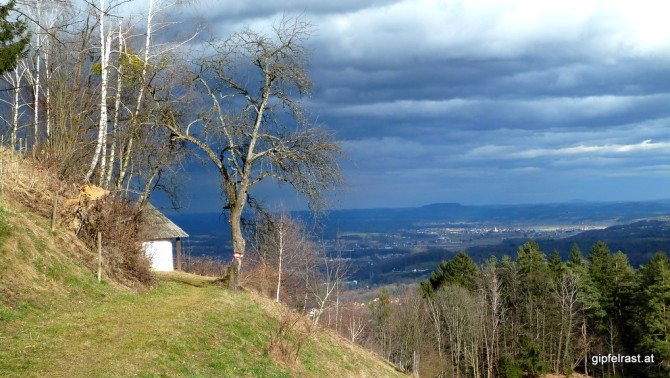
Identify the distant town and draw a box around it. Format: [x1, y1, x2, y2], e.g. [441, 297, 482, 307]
[328, 223, 607, 253]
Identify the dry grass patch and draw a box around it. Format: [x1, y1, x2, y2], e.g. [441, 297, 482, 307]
[153, 270, 224, 287]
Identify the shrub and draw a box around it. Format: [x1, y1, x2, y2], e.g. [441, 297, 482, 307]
[78, 196, 153, 285]
[182, 254, 228, 277]
[267, 310, 313, 365]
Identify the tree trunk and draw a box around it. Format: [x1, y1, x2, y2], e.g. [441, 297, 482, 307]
[85, 0, 112, 183]
[276, 222, 283, 302]
[44, 38, 50, 141]
[10, 67, 22, 149]
[117, 0, 154, 190]
[228, 200, 246, 291]
[32, 0, 41, 153]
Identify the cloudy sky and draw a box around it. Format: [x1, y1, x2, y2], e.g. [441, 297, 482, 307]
[169, 0, 670, 211]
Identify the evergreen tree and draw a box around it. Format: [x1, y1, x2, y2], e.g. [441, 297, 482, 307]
[568, 243, 583, 267]
[517, 336, 550, 378]
[516, 239, 547, 275]
[548, 250, 565, 281]
[0, 1, 29, 75]
[608, 252, 637, 358]
[586, 242, 637, 375]
[638, 252, 670, 375]
[588, 241, 611, 294]
[586, 241, 611, 335]
[421, 251, 479, 295]
[609, 251, 636, 318]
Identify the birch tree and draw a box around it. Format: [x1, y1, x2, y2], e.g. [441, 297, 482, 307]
[114, 0, 195, 192]
[308, 249, 348, 328]
[481, 258, 503, 378]
[83, 0, 115, 182]
[252, 210, 311, 303]
[1, 62, 28, 148]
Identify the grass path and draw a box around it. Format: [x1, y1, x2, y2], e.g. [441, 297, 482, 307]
[0, 279, 405, 377]
[1, 282, 286, 377]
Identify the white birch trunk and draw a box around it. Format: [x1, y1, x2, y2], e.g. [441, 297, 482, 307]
[11, 70, 20, 148]
[44, 36, 50, 140]
[116, 0, 154, 190]
[7, 65, 27, 149]
[85, 0, 113, 183]
[275, 219, 283, 302]
[105, 21, 124, 189]
[32, 0, 42, 151]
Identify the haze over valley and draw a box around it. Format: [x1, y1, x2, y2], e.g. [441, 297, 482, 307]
[172, 199, 670, 285]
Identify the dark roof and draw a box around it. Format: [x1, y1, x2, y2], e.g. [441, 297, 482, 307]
[141, 203, 189, 240]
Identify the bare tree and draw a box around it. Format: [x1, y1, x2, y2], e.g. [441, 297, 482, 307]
[0, 62, 29, 148]
[83, 0, 116, 182]
[308, 248, 349, 328]
[434, 284, 483, 377]
[113, 0, 198, 194]
[251, 210, 312, 303]
[342, 304, 367, 343]
[557, 270, 581, 373]
[165, 17, 344, 290]
[481, 259, 503, 378]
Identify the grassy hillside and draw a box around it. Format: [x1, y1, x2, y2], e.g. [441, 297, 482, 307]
[0, 206, 404, 377]
[0, 153, 404, 377]
[1, 278, 403, 377]
[0, 198, 120, 323]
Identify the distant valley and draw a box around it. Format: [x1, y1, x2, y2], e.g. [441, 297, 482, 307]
[169, 199, 670, 286]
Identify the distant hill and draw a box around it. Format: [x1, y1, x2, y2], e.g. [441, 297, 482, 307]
[311, 200, 670, 235]
[348, 218, 670, 285]
[467, 219, 670, 267]
[169, 200, 670, 262]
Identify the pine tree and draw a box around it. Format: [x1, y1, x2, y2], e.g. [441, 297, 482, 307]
[0, 1, 29, 75]
[638, 252, 670, 375]
[588, 241, 611, 296]
[516, 239, 547, 275]
[421, 251, 479, 294]
[549, 250, 565, 281]
[587, 242, 637, 375]
[568, 243, 583, 267]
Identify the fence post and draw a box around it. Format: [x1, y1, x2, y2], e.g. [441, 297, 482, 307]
[97, 232, 102, 282]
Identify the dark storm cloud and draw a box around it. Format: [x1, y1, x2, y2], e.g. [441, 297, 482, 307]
[197, 0, 401, 23]
[179, 0, 670, 209]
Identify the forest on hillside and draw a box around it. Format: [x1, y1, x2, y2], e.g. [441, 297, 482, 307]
[341, 240, 670, 377]
[233, 211, 670, 377]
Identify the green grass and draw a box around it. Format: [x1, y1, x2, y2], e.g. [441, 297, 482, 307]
[0, 280, 405, 377]
[0, 198, 405, 378]
[0, 207, 13, 241]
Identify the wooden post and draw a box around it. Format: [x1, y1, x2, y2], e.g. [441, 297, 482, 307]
[97, 231, 102, 282]
[176, 237, 182, 271]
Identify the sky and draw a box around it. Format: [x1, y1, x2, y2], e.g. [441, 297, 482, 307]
[158, 0, 670, 212]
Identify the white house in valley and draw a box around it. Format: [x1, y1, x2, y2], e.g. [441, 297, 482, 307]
[141, 203, 188, 271]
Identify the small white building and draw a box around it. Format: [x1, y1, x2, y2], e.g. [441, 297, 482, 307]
[141, 203, 189, 271]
